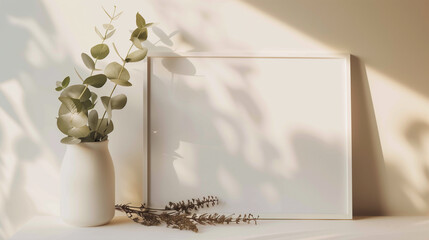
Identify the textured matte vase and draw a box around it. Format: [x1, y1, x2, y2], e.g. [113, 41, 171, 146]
[60, 140, 115, 227]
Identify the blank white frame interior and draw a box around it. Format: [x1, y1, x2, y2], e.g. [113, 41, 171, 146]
[144, 52, 352, 219]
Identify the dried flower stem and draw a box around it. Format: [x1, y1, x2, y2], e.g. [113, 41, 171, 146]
[115, 196, 259, 233]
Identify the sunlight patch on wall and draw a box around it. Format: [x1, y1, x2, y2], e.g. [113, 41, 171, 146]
[366, 66, 429, 214]
[0, 79, 60, 238]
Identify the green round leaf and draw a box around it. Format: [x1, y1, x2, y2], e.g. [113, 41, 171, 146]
[61, 85, 91, 101]
[104, 62, 130, 81]
[61, 136, 81, 144]
[103, 24, 114, 30]
[88, 110, 98, 131]
[57, 116, 70, 135]
[105, 29, 116, 39]
[55, 86, 63, 91]
[58, 97, 82, 113]
[100, 96, 112, 123]
[125, 49, 148, 62]
[111, 94, 127, 110]
[131, 28, 148, 41]
[91, 44, 110, 60]
[111, 78, 132, 86]
[62, 76, 70, 88]
[81, 53, 95, 70]
[83, 74, 107, 88]
[131, 37, 143, 49]
[136, 13, 146, 28]
[57, 112, 88, 137]
[58, 103, 69, 115]
[58, 111, 88, 128]
[68, 125, 90, 138]
[91, 92, 98, 103]
[97, 119, 114, 135]
[82, 99, 93, 110]
[100, 96, 110, 109]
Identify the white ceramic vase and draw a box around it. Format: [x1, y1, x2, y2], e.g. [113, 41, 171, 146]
[60, 140, 115, 227]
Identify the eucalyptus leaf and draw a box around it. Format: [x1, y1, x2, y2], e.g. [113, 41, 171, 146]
[131, 27, 148, 41]
[58, 103, 69, 115]
[102, 6, 112, 19]
[83, 74, 107, 88]
[111, 78, 132, 86]
[81, 53, 95, 70]
[107, 101, 112, 123]
[80, 131, 97, 142]
[58, 97, 82, 113]
[100, 96, 113, 123]
[82, 99, 93, 110]
[73, 69, 84, 82]
[57, 116, 70, 135]
[97, 118, 114, 135]
[91, 44, 110, 60]
[131, 37, 143, 49]
[95, 26, 104, 40]
[103, 24, 114, 30]
[125, 49, 147, 62]
[68, 125, 90, 138]
[112, 43, 124, 61]
[62, 76, 70, 88]
[101, 96, 110, 109]
[88, 110, 98, 130]
[104, 62, 130, 80]
[58, 106, 88, 129]
[57, 112, 88, 133]
[61, 136, 81, 144]
[112, 11, 123, 20]
[111, 94, 127, 109]
[105, 29, 116, 39]
[136, 13, 146, 28]
[61, 84, 91, 101]
[143, 22, 154, 28]
[55, 81, 62, 91]
[91, 92, 98, 103]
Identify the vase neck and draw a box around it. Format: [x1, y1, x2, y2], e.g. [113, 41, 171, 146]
[68, 140, 109, 151]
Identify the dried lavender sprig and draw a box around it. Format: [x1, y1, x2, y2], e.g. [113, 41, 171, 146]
[165, 196, 219, 213]
[114, 196, 259, 233]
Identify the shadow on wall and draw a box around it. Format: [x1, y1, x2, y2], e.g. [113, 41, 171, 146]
[350, 56, 385, 215]
[387, 120, 429, 215]
[243, 0, 429, 215]
[1, 0, 72, 239]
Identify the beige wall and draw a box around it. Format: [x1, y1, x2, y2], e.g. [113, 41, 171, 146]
[240, 0, 429, 216]
[0, 0, 428, 238]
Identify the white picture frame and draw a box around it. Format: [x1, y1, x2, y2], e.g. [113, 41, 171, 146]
[144, 52, 352, 219]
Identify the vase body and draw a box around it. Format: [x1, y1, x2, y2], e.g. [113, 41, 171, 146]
[60, 140, 115, 227]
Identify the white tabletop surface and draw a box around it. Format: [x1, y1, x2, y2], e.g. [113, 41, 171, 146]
[8, 215, 429, 240]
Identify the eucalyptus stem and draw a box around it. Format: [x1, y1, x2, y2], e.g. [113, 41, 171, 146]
[77, 7, 116, 100]
[94, 42, 134, 140]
